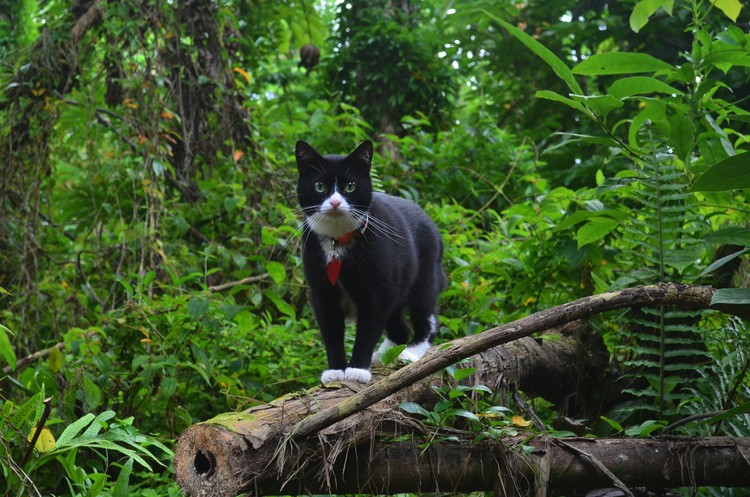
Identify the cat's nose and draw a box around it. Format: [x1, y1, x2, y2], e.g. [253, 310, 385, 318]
[329, 199, 341, 209]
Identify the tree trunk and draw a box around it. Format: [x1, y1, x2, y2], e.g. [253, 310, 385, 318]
[180, 435, 750, 496]
[174, 284, 725, 497]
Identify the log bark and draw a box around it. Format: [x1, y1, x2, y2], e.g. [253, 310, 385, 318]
[175, 322, 605, 497]
[203, 436, 749, 495]
[174, 283, 725, 496]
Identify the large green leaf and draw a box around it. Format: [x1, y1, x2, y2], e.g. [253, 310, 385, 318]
[704, 227, 750, 246]
[666, 103, 694, 162]
[697, 247, 749, 279]
[711, 288, 750, 305]
[709, 0, 743, 22]
[485, 12, 582, 94]
[690, 153, 750, 191]
[576, 218, 620, 248]
[608, 76, 682, 99]
[573, 53, 674, 75]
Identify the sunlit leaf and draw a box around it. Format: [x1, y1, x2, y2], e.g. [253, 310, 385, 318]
[28, 425, 56, 452]
[630, 0, 674, 33]
[511, 415, 532, 427]
[709, 0, 742, 22]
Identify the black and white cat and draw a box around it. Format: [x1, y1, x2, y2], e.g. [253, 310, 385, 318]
[296, 140, 446, 384]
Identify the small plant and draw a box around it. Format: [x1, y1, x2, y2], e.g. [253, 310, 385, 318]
[1, 392, 173, 497]
[399, 365, 531, 450]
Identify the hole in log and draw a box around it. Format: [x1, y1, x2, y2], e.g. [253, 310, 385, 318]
[194, 450, 216, 478]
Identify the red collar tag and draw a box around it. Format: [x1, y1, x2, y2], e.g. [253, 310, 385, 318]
[327, 255, 341, 285]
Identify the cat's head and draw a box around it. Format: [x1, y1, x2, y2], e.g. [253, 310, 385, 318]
[295, 140, 373, 239]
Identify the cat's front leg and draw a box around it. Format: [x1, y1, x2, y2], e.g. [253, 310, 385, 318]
[313, 293, 347, 384]
[346, 315, 386, 383]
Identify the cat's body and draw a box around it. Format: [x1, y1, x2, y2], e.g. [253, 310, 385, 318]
[296, 140, 446, 384]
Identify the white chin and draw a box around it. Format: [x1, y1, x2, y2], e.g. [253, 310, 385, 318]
[308, 213, 357, 238]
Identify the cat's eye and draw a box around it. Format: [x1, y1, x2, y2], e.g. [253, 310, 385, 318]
[314, 181, 326, 193]
[344, 181, 357, 193]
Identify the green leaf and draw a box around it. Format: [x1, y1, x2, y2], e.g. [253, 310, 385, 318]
[187, 297, 210, 320]
[399, 402, 430, 417]
[264, 261, 286, 285]
[690, 153, 750, 192]
[0, 324, 16, 369]
[576, 218, 620, 248]
[452, 367, 476, 382]
[709, 0, 742, 22]
[697, 247, 749, 279]
[666, 104, 694, 162]
[57, 413, 96, 447]
[113, 458, 134, 497]
[711, 288, 750, 305]
[704, 227, 750, 246]
[453, 409, 480, 422]
[380, 344, 406, 365]
[82, 376, 102, 410]
[573, 53, 674, 75]
[703, 49, 750, 74]
[265, 291, 296, 318]
[600, 415, 624, 433]
[706, 401, 750, 423]
[535, 90, 590, 116]
[570, 94, 623, 116]
[608, 76, 682, 99]
[630, 0, 674, 33]
[486, 12, 582, 94]
[82, 410, 117, 438]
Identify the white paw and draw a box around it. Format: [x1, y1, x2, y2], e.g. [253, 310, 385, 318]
[321, 369, 346, 384]
[399, 341, 430, 363]
[344, 367, 372, 383]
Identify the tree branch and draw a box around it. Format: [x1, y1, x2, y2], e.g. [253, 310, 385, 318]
[290, 283, 715, 439]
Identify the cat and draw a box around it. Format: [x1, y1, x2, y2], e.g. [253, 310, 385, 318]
[295, 139, 446, 384]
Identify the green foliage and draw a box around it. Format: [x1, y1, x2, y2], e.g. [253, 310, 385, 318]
[0, 0, 749, 494]
[399, 365, 524, 447]
[1, 394, 171, 497]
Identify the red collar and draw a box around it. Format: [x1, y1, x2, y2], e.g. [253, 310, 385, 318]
[332, 216, 369, 246]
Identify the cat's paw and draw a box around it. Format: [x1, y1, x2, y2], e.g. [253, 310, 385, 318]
[321, 369, 346, 384]
[399, 341, 430, 363]
[344, 367, 372, 383]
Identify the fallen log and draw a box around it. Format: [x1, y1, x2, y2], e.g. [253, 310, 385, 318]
[175, 283, 724, 496]
[175, 321, 606, 497]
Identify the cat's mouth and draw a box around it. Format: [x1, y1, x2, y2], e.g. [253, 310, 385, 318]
[322, 208, 346, 217]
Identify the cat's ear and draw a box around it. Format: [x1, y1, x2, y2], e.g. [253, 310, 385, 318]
[349, 140, 373, 172]
[295, 140, 321, 172]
